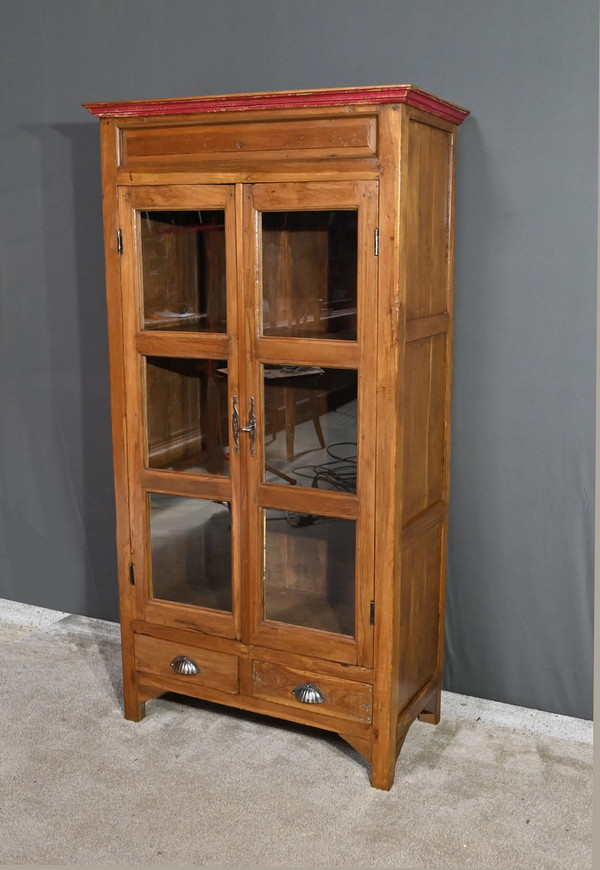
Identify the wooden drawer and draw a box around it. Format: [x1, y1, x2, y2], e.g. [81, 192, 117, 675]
[252, 660, 372, 724]
[134, 634, 239, 694]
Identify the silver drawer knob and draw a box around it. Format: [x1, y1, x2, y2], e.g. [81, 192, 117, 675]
[170, 655, 201, 676]
[291, 682, 326, 704]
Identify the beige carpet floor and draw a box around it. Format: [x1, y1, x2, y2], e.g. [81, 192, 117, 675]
[0, 602, 592, 868]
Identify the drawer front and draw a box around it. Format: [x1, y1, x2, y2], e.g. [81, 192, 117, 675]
[134, 634, 238, 694]
[252, 660, 372, 724]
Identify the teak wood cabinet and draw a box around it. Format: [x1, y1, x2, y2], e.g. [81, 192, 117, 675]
[85, 85, 469, 790]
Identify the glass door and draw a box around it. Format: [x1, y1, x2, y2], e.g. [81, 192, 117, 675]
[118, 185, 241, 639]
[118, 180, 377, 663]
[243, 181, 378, 667]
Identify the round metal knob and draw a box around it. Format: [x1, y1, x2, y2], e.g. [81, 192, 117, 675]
[170, 655, 201, 676]
[291, 682, 326, 704]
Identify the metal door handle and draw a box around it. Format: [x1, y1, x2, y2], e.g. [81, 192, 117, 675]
[232, 396, 256, 456]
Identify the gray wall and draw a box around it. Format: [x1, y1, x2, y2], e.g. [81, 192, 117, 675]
[0, 0, 595, 719]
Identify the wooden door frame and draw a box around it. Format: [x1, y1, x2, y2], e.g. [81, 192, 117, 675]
[117, 183, 241, 641]
[242, 179, 378, 667]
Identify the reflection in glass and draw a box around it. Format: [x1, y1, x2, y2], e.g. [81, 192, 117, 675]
[263, 366, 357, 491]
[145, 357, 229, 475]
[264, 509, 355, 636]
[261, 211, 357, 340]
[140, 210, 226, 331]
[149, 493, 232, 611]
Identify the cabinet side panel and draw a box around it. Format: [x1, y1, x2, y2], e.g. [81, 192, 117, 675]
[397, 113, 456, 719]
[405, 121, 453, 319]
[402, 334, 446, 524]
[398, 520, 444, 705]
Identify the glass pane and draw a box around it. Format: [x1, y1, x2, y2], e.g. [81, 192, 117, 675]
[149, 493, 232, 611]
[261, 211, 357, 340]
[140, 210, 226, 332]
[145, 357, 229, 475]
[264, 509, 355, 636]
[263, 366, 357, 492]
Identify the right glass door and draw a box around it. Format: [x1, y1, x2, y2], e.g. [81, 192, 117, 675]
[244, 181, 378, 667]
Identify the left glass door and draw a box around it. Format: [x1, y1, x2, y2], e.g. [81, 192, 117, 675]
[118, 185, 241, 639]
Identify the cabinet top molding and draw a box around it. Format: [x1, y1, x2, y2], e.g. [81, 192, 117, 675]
[83, 84, 469, 125]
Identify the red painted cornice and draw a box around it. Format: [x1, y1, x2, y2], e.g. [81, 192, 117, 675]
[83, 85, 469, 125]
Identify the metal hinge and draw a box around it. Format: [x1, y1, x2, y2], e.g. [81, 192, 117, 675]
[374, 229, 379, 257]
[370, 600, 375, 625]
[129, 563, 135, 585]
[117, 229, 123, 254]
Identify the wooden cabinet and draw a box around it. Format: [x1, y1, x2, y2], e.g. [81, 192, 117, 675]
[84, 85, 468, 790]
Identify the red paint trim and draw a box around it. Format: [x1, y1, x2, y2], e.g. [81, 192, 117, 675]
[83, 85, 469, 125]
